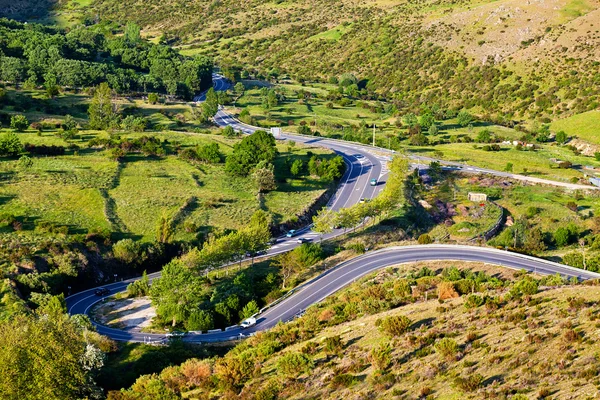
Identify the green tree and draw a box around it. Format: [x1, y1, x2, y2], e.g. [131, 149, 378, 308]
[252, 161, 277, 193]
[186, 310, 214, 331]
[419, 113, 435, 130]
[150, 260, 207, 327]
[10, 114, 28, 131]
[402, 113, 419, 129]
[202, 88, 219, 117]
[222, 125, 237, 138]
[290, 159, 304, 176]
[89, 82, 118, 130]
[113, 239, 146, 266]
[240, 300, 259, 319]
[555, 130, 568, 144]
[312, 208, 336, 242]
[457, 110, 474, 127]
[124, 23, 142, 44]
[0, 132, 23, 156]
[234, 82, 245, 96]
[226, 131, 278, 176]
[428, 124, 439, 136]
[197, 143, 223, 164]
[156, 213, 174, 244]
[147, 93, 159, 104]
[476, 129, 492, 143]
[0, 314, 104, 399]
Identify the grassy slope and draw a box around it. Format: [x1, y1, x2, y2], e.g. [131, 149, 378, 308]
[550, 110, 600, 146]
[0, 128, 333, 242]
[255, 280, 600, 399]
[86, 0, 600, 124]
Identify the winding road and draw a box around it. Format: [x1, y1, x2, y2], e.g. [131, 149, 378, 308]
[65, 74, 599, 343]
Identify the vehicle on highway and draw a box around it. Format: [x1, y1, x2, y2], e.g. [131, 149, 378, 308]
[240, 317, 256, 329]
[297, 237, 309, 244]
[94, 288, 110, 296]
[166, 331, 186, 338]
[246, 250, 267, 257]
[370, 178, 377, 186]
[286, 230, 297, 237]
[269, 238, 279, 245]
[359, 198, 366, 203]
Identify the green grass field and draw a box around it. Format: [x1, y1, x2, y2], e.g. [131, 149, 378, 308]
[550, 110, 600, 145]
[0, 128, 334, 242]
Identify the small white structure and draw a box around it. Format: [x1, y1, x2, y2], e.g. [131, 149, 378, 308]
[468, 192, 488, 202]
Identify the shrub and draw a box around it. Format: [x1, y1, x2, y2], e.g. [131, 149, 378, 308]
[454, 373, 483, 392]
[126, 271, 150, 297]
[509, 277, 539, 299]
[330, 373, 356, 389]
[464, 294, 484, 309]
[378, 315, 412, 337]
[10, 114, 28, 131]
[435, 338, 459, 360]
[113, 239, 146, 266]
[186, 310, 214, 332]
[277, 352, 313, 377]
[418, 234, 433, 244]
[370, 342, 393, 370]
[323, 335, 343, 355]
[437, 281, 458, 300]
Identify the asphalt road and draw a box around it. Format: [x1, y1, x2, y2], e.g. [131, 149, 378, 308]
[67, 244, 600, 343]
[65, 74, 598, 343]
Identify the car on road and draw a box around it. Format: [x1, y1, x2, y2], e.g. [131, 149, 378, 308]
[370, 178, 377, 186]
[240, 317, 256, 329]
[286, 230, 297, 238]
[297, 237, 310, 244]
[269, 238, 279, 245]
[166, 331, 186, 338]
[94, 288, 110, 296]
[359, 198, 366, 203]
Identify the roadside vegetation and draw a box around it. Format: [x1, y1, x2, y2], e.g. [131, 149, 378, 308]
[110, 261, 600, 399]
[228, 80, 600, 185]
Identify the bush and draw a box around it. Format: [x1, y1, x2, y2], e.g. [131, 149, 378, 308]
[435, 338, 459, 360]
[454, 373, 483, 392]
[277, 352, 313, 377]
[464, 294, 484, 309]
[323, 335, 343, 355]
[186, 310, 214, 332]
[113, 239, 146, 266]
[509, 277, 539, 299]
[370, 342, 393, 370]
[330, 373, 357, 389]
[378, 315, 412, 337]
[418, 234, 433, 244]
[126, 271, 150, 297]
[10, 114, 28, 131]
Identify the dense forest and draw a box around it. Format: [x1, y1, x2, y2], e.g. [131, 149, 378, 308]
[0, 18, 212, 98]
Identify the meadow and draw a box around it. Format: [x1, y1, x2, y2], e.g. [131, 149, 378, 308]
[0, 128, 334, 243]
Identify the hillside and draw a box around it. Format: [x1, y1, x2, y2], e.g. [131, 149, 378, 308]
[110, 262, 600, 399]
[85, 0, 600, 127]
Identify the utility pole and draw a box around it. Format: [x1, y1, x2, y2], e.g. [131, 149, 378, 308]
[373, 123, 376, 147]
[580, 239, 587, 270]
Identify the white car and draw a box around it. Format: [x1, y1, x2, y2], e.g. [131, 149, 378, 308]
[240, 317, 257, 329]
